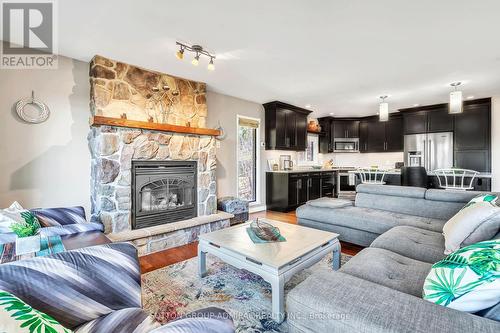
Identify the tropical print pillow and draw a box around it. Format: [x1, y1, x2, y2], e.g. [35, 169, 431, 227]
[423, 239, 500, 312]
[461, 194, 498, 211]
[0, 290, 72, 333]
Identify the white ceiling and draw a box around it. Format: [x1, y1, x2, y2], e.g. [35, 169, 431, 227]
[53, 1, 500, 117]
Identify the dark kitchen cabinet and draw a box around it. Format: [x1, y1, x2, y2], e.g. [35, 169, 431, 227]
[402, 107, 453, 134]
[385, 116, 404, 151]
[359, 115, 403, 153]
[333, 120, 359, 138]
[266, 171, 337, 212]
[427, 108, 454, 132]
[454, 100, 491, 172]
[264, 101, 311, 151]
[318, 117, 334, 153]
[403, 111, 428, 134]
[308, 173, 322, 200]
[359, 121, 368, 152]
[366, 121, 386, 152]
[454, 103, 490, 151]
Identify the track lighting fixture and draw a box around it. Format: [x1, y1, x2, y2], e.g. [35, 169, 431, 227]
[175, 42, 216, 71]
[207, 58, 215, 71]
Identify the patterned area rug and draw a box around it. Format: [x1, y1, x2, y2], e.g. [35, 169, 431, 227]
[142, 252, 352, 332]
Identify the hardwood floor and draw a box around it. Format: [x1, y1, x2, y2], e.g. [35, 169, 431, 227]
[139, 210, 363, 273]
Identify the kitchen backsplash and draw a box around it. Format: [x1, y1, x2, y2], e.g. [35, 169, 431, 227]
[319, 152, 404, 168]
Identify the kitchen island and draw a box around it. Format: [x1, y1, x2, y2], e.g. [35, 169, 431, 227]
[266, 169, 341, 212]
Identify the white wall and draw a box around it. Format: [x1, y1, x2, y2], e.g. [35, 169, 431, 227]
[0, 51, 91, 214]
[491, 96, 500, 191]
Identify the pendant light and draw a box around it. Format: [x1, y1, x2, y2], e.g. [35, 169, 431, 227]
[379, 96, 389, 122]
[449, 82, 463, 114]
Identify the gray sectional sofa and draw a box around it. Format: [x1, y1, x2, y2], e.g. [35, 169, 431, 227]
[296, 184, 491, 247]
[289, 184, 500, 332]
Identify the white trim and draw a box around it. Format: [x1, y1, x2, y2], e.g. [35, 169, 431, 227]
[249, 203, 266, 213]
[236, 114, 261, 205]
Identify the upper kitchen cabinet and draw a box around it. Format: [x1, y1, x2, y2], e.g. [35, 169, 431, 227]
[403, 111, 427, 134]
[318, 117, 334, 153]
[333, 120, 359, 138]
[385, 116, 404, 151]
[454, 98, 491, 172]
[359, 115, 403, 153]
[402, 105, 454, 134]
[264, 101, 312, 151]
[454, 100, 490, 150]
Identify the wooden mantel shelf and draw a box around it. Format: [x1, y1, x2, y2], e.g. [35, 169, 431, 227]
[90, 116, 221, 137]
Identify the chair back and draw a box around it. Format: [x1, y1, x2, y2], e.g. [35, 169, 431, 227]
[356, 168, 387, 185]
[433, 168, 479, 191]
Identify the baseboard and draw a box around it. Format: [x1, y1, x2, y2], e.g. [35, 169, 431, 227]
[249, 204, 266, 213]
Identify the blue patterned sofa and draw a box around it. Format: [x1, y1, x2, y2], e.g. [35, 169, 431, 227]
[0, 206, 104, 244]
[0, 242, 235, 333]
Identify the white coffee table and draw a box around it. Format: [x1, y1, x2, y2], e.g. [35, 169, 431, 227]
[198, 219, 340, 322]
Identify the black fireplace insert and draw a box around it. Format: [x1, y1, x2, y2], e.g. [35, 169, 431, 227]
[131, 160, 197, 229]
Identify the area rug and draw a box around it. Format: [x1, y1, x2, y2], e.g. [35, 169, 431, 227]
[142, 252, 352, 332]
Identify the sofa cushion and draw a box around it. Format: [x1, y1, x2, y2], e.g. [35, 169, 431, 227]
[443, 201, 500, 254]
[356, 184, 426, 199]
[306, 197, 353, 209]
[340, 247, 432, 297]
[296, 204, 446, 235]
[287, 270, 500, 333]
[74, 308, 159, 333]
[30, 206, 87, 227]
[356, 191, 462, 220]
[371, 226, 446, 263]
[425, 189, 491, 203]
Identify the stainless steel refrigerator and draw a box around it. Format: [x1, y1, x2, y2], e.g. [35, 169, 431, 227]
[404, 132, 453, 172]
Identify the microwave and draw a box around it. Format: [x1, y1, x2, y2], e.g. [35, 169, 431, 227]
[333, 138, 359, 153]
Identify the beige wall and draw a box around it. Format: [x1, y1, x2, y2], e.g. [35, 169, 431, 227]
[491, 96, 500, 191]
[206, 91, 268, 210]
[0, 51, 91, 214]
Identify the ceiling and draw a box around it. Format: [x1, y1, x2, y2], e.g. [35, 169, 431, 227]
[53, 1, 500, 117]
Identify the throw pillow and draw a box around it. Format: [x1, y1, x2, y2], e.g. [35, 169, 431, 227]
[0, 202, 27, 233]
[423, 239, 500, 313]
[0, 290, 72, 333]
[442, 195, 500, 254]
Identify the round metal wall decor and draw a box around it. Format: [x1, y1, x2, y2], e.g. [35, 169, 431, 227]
[15, 91, 50, 124]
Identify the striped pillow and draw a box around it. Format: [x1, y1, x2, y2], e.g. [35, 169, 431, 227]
[30, 206, 87, 227]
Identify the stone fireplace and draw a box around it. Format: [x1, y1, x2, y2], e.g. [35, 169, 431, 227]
[87, 55, 231, 255]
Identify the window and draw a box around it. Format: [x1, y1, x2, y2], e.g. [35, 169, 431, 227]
[237, 116, 260, 202]
[297, 134, 319, 165]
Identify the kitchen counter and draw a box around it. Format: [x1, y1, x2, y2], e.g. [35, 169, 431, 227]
[347, 169, 492, 178]
[267, 168, 341, 174]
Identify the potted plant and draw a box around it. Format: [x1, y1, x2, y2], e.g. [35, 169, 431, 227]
[10, 211, 41, 255]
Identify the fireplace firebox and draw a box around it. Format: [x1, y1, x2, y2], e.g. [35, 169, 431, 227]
[131, 160, 197, 229]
